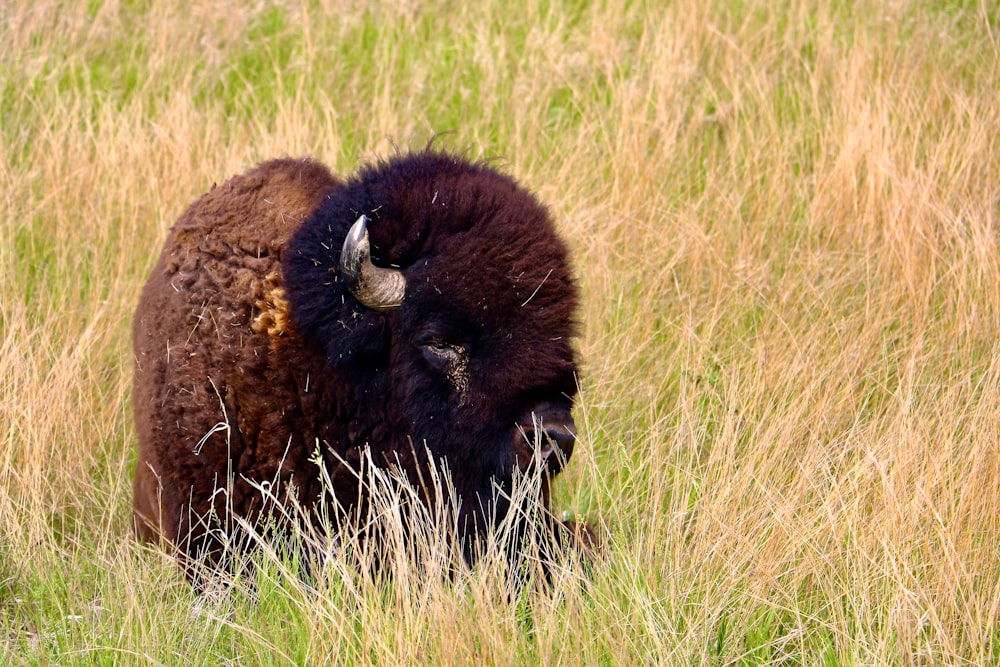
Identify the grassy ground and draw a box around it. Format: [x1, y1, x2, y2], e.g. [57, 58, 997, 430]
[2, 0, 999, 663]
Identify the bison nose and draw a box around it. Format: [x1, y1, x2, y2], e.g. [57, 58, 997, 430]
[540, 422, 576, 473]
[517, 404, 576, 474]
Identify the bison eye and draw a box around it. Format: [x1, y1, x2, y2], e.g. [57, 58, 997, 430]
[421, 340, 464, 369]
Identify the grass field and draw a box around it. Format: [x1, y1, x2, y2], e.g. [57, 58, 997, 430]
[2, 0, 999, 663]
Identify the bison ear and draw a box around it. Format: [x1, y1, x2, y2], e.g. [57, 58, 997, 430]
[340, 215, 406, 312]
[284, 277, 391, 369]
[284, 219, 395, 370]
[322, 312, 390, 368]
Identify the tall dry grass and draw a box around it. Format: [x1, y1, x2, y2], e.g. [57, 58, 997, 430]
[1, 0, 998, 663]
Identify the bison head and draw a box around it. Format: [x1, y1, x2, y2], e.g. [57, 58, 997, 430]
[283, 151, 579, 550]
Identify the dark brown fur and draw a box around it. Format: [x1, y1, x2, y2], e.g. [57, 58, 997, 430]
[133, 151, 582, 569]
[133, 159, 343, 553]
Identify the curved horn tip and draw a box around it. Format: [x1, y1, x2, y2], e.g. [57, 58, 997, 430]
[339, 214, 406, 312]
[340, 215, 370, 284]
[346, 214, 369, 249]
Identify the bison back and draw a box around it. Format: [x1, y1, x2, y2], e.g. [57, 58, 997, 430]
[132, 159, 340, 556]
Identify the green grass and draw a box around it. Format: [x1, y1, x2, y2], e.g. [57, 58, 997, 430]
[2, 0, 1000, 663]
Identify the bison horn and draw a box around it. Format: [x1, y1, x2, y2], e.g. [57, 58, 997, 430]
[340, 215, 406, 312]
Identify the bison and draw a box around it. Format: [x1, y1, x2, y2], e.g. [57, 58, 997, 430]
[132, 149, 585, 574]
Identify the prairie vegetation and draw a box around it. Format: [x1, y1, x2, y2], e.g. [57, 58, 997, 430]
[1, 0, 998, 663]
